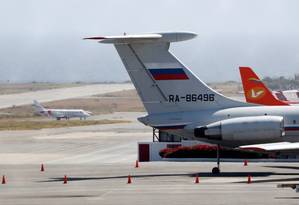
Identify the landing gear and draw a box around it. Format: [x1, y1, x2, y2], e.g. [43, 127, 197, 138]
[212, 144, 221, 174]
[212, 167, 220, 174]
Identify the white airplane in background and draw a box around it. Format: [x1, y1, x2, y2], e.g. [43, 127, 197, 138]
[32, 100, 91, 120]
[85, 32, 299, 174]
[273, 90, 299, 102]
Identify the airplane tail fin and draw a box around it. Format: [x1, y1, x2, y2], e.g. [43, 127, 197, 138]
[239, 67, 288, 106]
[85, 32, 248, 114]
[32, 100, 46, 112]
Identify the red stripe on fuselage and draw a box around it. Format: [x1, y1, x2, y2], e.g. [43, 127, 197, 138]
[285, 127, 299, 131]
[153, 74, 189, 80]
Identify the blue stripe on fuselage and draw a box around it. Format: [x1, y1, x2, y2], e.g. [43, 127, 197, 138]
[149, 68, 185, 75]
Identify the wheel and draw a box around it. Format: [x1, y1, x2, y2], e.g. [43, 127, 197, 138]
[212, 167, 220, 174]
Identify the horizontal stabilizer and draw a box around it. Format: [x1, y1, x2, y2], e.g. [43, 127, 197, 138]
[84, 32, 197, 44]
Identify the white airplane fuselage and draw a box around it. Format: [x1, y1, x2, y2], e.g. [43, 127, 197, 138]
[139, 105, 299, 147]
[40, 108, 91, 120]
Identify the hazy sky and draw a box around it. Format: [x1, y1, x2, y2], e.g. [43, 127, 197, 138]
[1, 0, 299, 83]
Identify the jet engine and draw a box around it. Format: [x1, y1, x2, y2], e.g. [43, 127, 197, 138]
[194, 116, 284, 141]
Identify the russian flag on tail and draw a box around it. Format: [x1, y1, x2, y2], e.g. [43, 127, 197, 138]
[149, 68, 189, 80]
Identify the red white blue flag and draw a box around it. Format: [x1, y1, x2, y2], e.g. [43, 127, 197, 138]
[149, 68, 189, 80]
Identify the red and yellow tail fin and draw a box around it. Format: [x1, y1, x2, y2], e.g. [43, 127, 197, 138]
[239, 67, 288, 106]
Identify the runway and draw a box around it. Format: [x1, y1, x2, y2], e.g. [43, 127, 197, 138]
[0, 112, 150, 164]
[0, 83, 133, 109]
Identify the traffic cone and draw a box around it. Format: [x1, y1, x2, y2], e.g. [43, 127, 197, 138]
[244, 160, 248, 166]
[247, 175, 252, 184]
[127, 175, 132, 184]
[135, 160, 139, 168]
[195, 175, 199, 184]
[2, 175, 6, 184]
[41, 164, 45, 172]
[63, 175, 68, 184]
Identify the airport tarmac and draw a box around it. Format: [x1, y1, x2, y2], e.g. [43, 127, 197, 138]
[0, 112, 299, 204]
[1, 162, 299, 205]
[0, 112, 150, 164]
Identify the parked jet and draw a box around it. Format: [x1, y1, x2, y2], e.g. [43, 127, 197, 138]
[239, 67, 299, 105]
[274, 90, 299, 102]
[272, 90, 288, 101]
[85, 32, 299, 173]
[32, 100, 91, 120]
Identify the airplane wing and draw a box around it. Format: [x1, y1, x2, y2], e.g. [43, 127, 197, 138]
[240, 142, 299, 152]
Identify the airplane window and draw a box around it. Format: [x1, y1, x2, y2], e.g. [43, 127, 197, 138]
[293, 120, 296, 124]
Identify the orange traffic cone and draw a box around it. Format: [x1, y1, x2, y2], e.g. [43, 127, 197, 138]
[244, 160, 248, 166]
[247, 175, 252, 184]
[127, 175, 132, 184]
[63, 175, 68, 184]
[2, 175, 6, 184]
[195, 175, 199, 184]
[135, 160, 139, 168]
[41, 164, 45, 172]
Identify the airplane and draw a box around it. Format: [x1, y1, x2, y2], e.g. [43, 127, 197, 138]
[274, 90, 299, 101]
[272, 90, 288, 101]
[32, 100, 92, 120]
[85, 32, 299, 174]
[239, 67, 299, 105]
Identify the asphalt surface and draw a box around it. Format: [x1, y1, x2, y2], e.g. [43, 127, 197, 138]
[0, 112, 298, 205]
[1, 162, 299, 205]
[0, 112, 149, 164]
